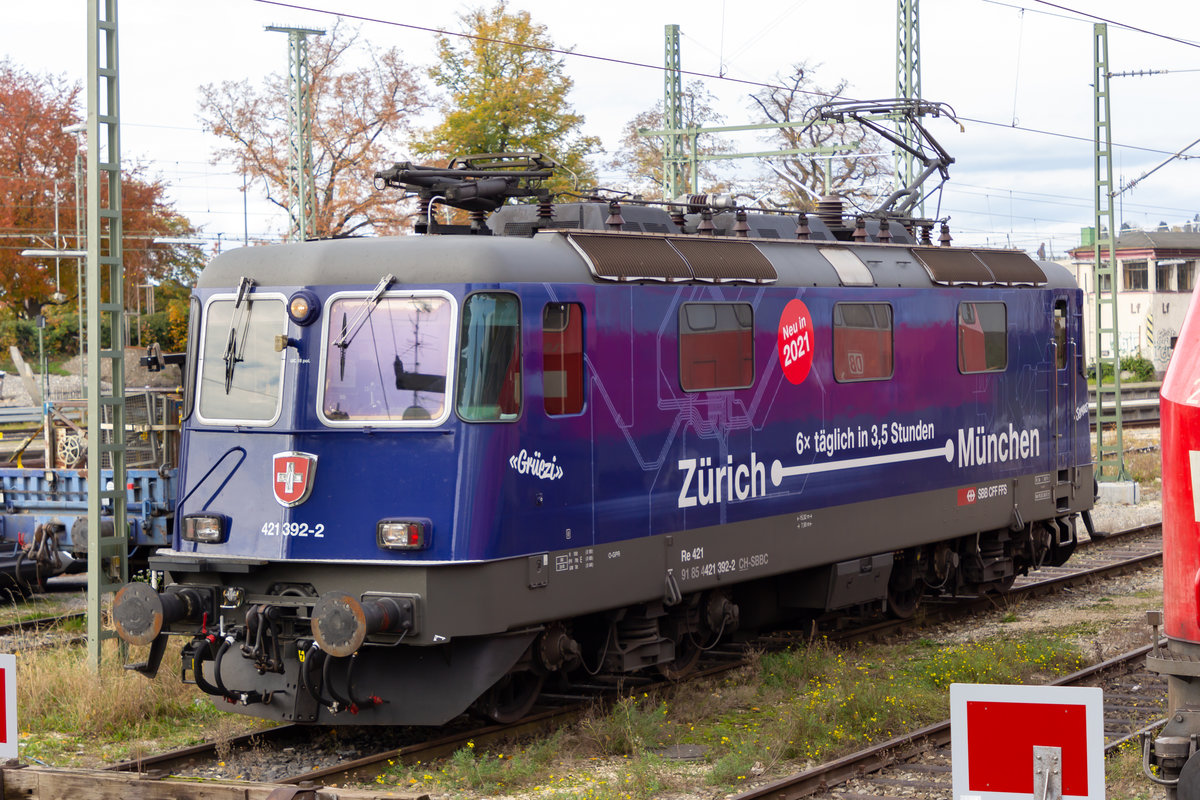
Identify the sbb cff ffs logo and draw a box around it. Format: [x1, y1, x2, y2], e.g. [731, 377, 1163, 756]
[957, 483, 1009, 506]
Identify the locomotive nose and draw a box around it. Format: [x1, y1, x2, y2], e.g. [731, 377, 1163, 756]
[311, 592, 417, 657]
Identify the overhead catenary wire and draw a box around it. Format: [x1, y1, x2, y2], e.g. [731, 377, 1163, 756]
[12, 0, 1193, 249]
[250, 0, 1198, 165]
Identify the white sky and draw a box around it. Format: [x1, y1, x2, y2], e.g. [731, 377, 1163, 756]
[4, 0, 1199, 256]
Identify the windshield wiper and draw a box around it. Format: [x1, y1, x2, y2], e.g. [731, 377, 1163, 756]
[333, 274, 395, 353]
[223, 276, 255, 393]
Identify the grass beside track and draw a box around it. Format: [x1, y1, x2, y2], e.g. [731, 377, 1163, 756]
[3, 542, 1161, 796]
[373, 635, 1087, 799]
[16, 638, 263, 767]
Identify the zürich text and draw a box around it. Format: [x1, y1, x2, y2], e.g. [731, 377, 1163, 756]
[678, 453, 768, 508]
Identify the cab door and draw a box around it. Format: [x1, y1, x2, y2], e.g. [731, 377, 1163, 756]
[1052, 296, 1074, 472]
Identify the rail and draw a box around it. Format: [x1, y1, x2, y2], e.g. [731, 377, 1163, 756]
[731, 643, 1163, 799]
[102, 522, 1162, 789]
[0, 406, 47, 425]
[1089, 381, 1161, 425]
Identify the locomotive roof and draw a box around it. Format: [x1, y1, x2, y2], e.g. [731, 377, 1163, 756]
[197, 229, 1078, 292]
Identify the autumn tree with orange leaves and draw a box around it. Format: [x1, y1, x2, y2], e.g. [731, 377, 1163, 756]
[198, 23, 427, 239]
[0, 59, 202, 321]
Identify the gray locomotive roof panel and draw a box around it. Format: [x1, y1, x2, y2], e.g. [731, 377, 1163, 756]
[196, 234, 595, 289]
[197, 231, 1077, 292]
[670, 237, 776, 282]
[567, 233, 691, 281]
[912, 247, 1047, 286]
[569, 233, 777, 283]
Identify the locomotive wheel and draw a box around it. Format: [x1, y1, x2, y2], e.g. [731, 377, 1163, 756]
[657, 637, 702, 681]
[886, 550, 922, 619]
[475, 671, 544, 724]
[886, 583, 921, 619]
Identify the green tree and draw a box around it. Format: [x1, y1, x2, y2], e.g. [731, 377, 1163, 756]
[607, 80, 732, 200]
[749, 64, 889, 211]
[415, 1, 599, 194]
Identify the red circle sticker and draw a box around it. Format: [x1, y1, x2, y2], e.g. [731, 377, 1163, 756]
[777, 299, 814, 384]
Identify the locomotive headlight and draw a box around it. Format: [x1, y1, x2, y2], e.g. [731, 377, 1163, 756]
[377, 519, 431, 550]
[287, 290, 320, 326]
[181, 514, 228, 544]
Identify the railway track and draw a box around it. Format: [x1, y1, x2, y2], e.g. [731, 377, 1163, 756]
[0, 611, 84, 637]
[104, 521, 1163, 789]
[0, 610, 86, 650]
[732, 644, 1166, 800]
[1089, 381, 1161, 427]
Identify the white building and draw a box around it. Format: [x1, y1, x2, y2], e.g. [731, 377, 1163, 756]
[1064, 230, 1200, 377]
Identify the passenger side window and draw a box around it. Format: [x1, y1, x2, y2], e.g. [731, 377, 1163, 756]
[679, 302, 754, 391]
[457, 293, 521, 421]
[833, 303, 893, 382]
[543, 303, 584, 415]
[957, 302, 1007, 373]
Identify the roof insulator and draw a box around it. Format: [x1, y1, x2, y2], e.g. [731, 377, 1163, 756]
[671, 208, 686, 232]
[795, 213, 811, 240]
[852, 216, 868, 242]
[876, 220, 891, 243]
[733, 209, 750, 238]
[939, 222, 952, 247]
[698, 208, 716, 236]
[606, 200, 624, 231]
[920, 225, 934, 246]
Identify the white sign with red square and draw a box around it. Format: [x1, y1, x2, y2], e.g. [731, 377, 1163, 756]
[0, 654, 17, 759]
[950, 683, 1104, 800]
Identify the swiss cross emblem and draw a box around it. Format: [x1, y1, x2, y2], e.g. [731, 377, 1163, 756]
[273, 452, 317, 507]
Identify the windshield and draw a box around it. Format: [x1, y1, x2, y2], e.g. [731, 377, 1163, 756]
[197, 295, 287, 424]
[321, 293, 454, 424]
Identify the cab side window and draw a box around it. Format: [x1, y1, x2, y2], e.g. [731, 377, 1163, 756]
[457, 292, 521, 421]
[679, 302, 754, 391]
[833, 303, 893, 382]
[543, 302, 584, 415]
[958, 302, 1007, 373]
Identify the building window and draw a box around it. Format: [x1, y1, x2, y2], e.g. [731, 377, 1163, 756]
[1156, 262, 1174, 292]
[543, 303, 584, 415]
[833, 303, 893, 382]
[1124, 261, 1148, 291]
[1180, 262, 1196, 292]
[958, 302, 1007, 373]
[679, 303, 754, 391]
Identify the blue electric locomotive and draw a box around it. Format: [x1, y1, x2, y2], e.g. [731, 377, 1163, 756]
[113, 158, 1094, 725]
